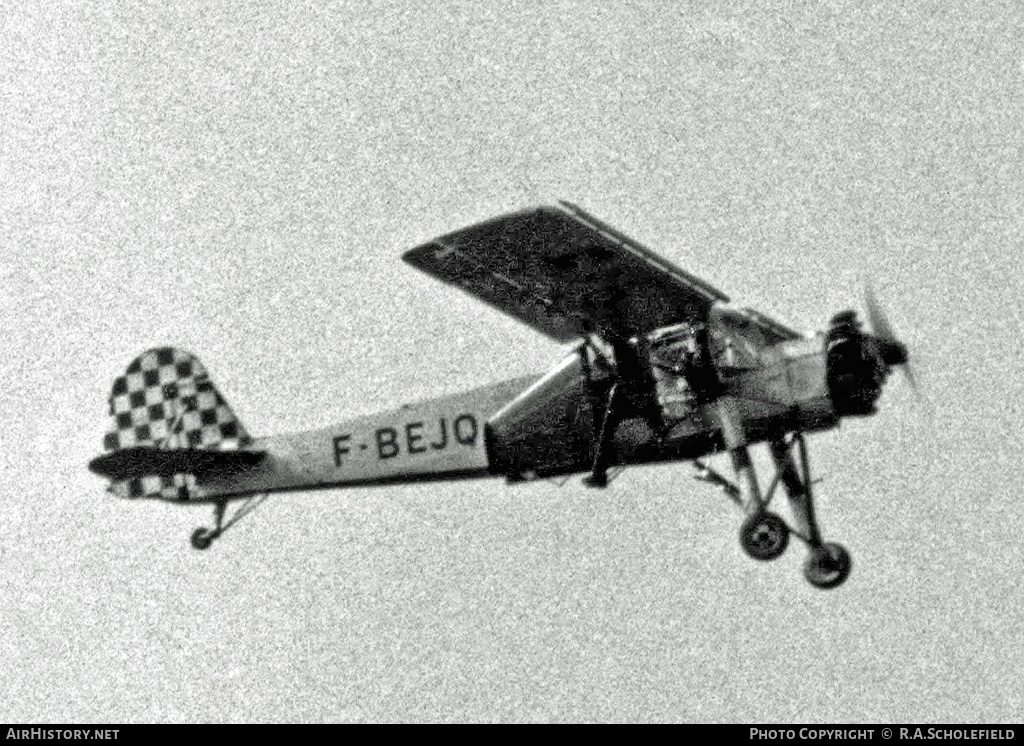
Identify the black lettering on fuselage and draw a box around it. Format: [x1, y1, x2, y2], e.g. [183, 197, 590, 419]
[405, 422, 426, 454]
[454, 414, 478, 446]
[333, 434, 351, 467]
[376, 427, 399, 459]
[430, 417, 448, 450]
[360, 414, 481, 461]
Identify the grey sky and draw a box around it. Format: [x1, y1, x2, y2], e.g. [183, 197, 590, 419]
[2, 0, 1022, 722]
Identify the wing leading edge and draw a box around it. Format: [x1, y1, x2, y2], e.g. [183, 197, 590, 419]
[402, 202, 730, 343]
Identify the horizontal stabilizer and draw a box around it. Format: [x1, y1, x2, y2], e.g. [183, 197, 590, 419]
[88, 446, 266, 481]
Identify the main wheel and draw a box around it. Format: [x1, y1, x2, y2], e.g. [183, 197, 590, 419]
[190, 528, 216, 550]
[739, 511, 789, 561]
[803, 542, 852, 589]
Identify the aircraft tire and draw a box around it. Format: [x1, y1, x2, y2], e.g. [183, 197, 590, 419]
[803, 542, 852, 589]
[190, 528, 215, 550]
[739, 511, 789, 561]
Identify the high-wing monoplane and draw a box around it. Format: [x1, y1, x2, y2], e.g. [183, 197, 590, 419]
[89, 202, 913, 589]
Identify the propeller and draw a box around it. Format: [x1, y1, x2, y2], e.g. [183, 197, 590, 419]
[864, 283, 918, 395]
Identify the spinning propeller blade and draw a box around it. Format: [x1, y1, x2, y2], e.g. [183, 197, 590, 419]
[865, 284, 895, 343]
[865, 283, 918, 396]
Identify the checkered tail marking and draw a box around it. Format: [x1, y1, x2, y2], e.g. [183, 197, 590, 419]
[102, 347, 252, 500]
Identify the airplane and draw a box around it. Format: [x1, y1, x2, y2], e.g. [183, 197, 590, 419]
[89, 201, 913, 589]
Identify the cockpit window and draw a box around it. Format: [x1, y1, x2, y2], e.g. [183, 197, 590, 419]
[708, 305, 767, 371]
[649, 324, 699, 373]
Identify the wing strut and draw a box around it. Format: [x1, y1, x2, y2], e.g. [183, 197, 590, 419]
[583, 336, 666, 488]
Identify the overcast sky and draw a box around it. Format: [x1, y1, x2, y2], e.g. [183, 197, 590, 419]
[2, 0, 1022, 723]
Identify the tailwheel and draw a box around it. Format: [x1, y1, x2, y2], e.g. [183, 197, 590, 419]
[190, 527, 219, 551]
[187, 495, 267, 550]
[803, 542, 852, 589]
[739, 511, 789, 561]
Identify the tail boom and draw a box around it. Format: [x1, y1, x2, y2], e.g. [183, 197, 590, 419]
[190, 377, 536, 501]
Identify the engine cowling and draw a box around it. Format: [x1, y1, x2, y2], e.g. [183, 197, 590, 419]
[826, 310, 890, 415]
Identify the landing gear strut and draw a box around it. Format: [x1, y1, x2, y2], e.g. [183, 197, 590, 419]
[769, 433, 851, 589]
[726, 433, 791, 562]
[707, 430, 852, 588]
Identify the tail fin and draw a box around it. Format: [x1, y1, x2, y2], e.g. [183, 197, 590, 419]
[96, 347, 253, 499]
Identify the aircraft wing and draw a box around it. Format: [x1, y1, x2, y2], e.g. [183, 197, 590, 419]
[403, 202, 730, 343]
